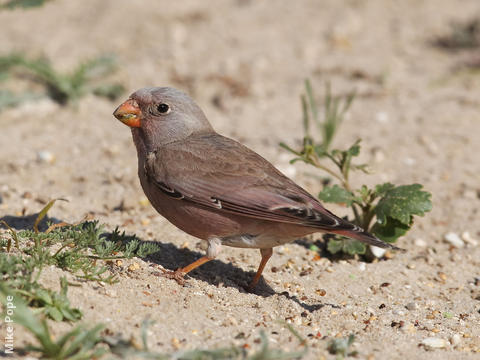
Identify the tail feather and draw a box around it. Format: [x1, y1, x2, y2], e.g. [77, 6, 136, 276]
[333, 229, 405, 252]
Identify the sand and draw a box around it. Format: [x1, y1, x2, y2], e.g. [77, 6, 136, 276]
[0, 0, 479, 358]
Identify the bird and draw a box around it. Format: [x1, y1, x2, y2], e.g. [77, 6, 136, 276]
[113, 87, 402, 291]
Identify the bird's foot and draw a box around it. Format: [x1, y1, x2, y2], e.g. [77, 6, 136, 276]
[159, 268, 187, 285]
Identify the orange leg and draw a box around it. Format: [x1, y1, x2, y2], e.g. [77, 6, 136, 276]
[247, 248, 273, 292]
[161, 256, 213, 285]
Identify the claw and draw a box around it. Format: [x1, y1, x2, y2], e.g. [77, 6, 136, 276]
[159, 268, 187, 285]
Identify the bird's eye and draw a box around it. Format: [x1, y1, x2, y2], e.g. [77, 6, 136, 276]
[156, 103, 170, 114]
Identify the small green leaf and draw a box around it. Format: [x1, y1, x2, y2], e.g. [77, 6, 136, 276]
[309, 244, 320, 252]
[374, 182, 395, 197]
[344, 240, 366, 255]
[375, 184, 432, 225]
[346, 141, 360, 157]
[47, 306, 63, 322]
[34, 198, 67, 233]
[371, 217, 410, 243]
[279, 142, 301, 156]
[60, 307, 82, 322]
[327, 238, 366, 255]
[328, 334, 356, 356]
[327, 239, 344, 254]
[319, 185, 356, 206]
[36, 289, 53, 305]
[1, 0, 49, 9]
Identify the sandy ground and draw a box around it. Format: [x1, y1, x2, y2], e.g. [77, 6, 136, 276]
[1, 0, 480, 358]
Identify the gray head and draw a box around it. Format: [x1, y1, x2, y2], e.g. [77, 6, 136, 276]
[113, 87, 214, 151]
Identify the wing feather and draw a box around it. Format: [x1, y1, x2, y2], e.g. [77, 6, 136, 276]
[145, 133, 355, 232]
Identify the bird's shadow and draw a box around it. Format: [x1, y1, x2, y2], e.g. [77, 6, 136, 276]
[0, 213, 62, 232]
[0, 213, 333, 313]
[139, 240, 337, 312]
[144, 241, 275, 295]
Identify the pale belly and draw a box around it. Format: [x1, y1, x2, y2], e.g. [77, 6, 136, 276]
[220, 233, 296, 249]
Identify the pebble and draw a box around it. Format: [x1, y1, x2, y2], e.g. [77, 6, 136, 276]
[357, 263, 366, 271]
[36, 150, 55, 164]
[370, 246, 386, 258]
[414, 238, 427, 247]
[375, 111, 389, 123]
[450, 333, 461, 346]
[461, 231, 478, 246]
[371, 148, 385, 163]
[421, 337, 447, 349]
[392, 309, 405, 316]
[418, 135, 439, 155]
[403, 157, 416, 166]
[128, 262, 140, 271]
[443, 232, 464, 248]
[406, 302, 419, 311]
[139, 196, 150, 207]
[103, 289, 117, 298]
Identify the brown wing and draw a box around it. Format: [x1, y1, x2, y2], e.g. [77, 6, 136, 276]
[145, 133, 355, 232]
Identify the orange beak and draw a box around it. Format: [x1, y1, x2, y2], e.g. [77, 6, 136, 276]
[113, 99, 141, 127]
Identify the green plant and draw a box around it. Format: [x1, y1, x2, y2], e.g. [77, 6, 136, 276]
[0, 0, 52, 9]
[0, 283, 106, 359]
[1, 200, 308, 359]
[280, 80, 432, 255]
[0, 53, 125, 106]
[0, 200, 160, 322]
[327, 334, 357, 359]
[0, 90, 42, 111]
[1, 285, 307, 359]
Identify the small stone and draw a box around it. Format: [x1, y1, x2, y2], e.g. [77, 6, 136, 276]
[415, 238, 427, 247]
[392, 309, 405, 316]
[372, 148, 385, 163]
[461, 231, 478, 246]
[357, 262, 366, 271]
[421, 337, 447, 349]
[406, 302, 419, 311]
[36, 150, 55, 164]
[104, 289, 117, 298]
[128, 262, 140, 272]
[444, 232, 464, 248]
[223, 316, 238, 326]
[450, 333, 461, 346]
[407, 264, 416, 269]
[418, 135, 439, 155]
[370, 246, 386, 258]
[139, 196, 150, 207]
[171, 337, 181, 350]
[375, 111, 389, 123]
